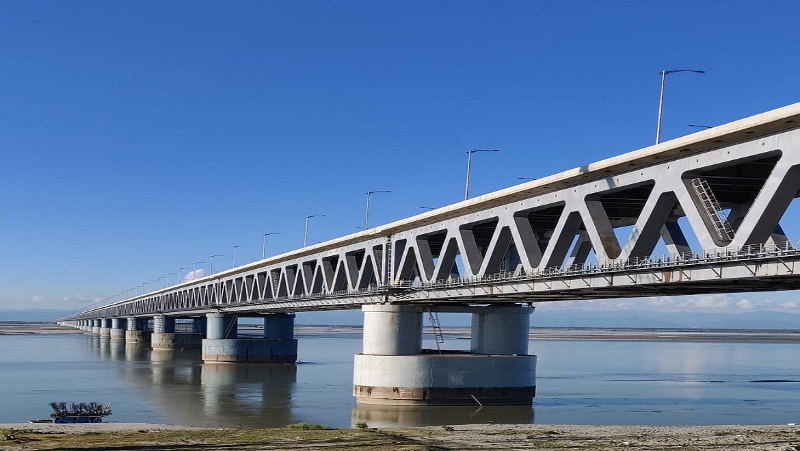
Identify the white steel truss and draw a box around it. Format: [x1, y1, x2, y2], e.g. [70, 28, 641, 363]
[65, 103, 800, 320]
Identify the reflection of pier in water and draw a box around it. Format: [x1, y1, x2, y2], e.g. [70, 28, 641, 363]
[86, 337, 298, 428]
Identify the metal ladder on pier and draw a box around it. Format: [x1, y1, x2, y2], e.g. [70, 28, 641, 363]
[690, 178, 735, 242]
[427, 307, 445, 353]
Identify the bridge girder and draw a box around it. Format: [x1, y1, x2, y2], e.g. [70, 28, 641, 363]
[64, 104, 800, 320]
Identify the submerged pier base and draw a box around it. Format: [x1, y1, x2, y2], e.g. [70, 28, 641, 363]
[125, 317, 151, 344]
[91, 319, 101, 335]
[109, 318, 127, 340]
[151, 315, 204, 350]
[353, 304, 536, 406]
[202, 313, 298, 363]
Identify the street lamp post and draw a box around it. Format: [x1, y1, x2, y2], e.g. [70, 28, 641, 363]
[303, 215, 325, 247]
[262, 232, 280, 259]
[210, 254, 223, 274]
[464, 149, 499, 200]
[167, 272, 177, 286]
[364, 190, 391, 230]
[232, 246, 244, 268]
[192, 261, 204, 280]
[656, 69, 705, 144]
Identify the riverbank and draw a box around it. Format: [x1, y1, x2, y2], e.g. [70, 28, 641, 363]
[1, 423, 799, 450]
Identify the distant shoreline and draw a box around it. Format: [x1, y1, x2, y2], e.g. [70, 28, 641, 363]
[3, 322, 800, 342]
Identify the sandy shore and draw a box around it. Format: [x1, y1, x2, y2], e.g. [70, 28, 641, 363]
[0, 422, 201, 433]
[0, 322, 83, 335]
[2, 423, 800, 449]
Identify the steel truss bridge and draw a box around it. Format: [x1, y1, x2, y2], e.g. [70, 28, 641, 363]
[64, 103, 800, 321]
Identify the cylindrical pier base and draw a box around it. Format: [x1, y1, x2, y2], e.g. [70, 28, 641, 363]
[202, 338, 298, 363]
[202, 313, 297, 363]
[125, 317, 151, 343]
[99, 318, 111, 338]
[152, 332, 204, 350]
[110, 318, 127, 340]
[353, 304, 536, 406]
[353, 353, 536, 405]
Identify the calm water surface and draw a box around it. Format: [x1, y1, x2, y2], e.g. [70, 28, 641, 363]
[2, 330, 800, 428]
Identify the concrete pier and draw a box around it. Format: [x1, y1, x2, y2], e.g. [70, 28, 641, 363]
[91, 319, 101, 335]
[353, 304, 536, 406]
[110, 318, 127, 340]
[125, 317, 151, 343]
[99, 318, 111, 338]
[151, 315, 203, 350]
[202, 313, 298, 363]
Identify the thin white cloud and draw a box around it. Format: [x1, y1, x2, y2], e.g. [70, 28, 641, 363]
[183, 269, 205, 282]
[736, 299, 756, 310]
[677, 294, 732, 310]
[535, 293, 799, 314]
[60, 294, 103, 303]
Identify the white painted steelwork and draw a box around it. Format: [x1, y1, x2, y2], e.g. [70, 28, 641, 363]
[62, 103, 800, 320]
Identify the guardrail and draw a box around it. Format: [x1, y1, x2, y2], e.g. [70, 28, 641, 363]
[398, 239, 798, 292]
[63, 240, 799, 319]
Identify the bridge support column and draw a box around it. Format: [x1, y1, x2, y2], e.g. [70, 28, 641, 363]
[202, 313, 298, 363]
[353, 304, 536, 406]
[152, 315, 203, 350]
[125, 317, 151, 343]
[91, 319, 101, 335]
[109, 318, 127, 340]
[99, 318, 112, 337]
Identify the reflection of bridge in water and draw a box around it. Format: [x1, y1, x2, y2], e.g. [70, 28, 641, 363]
[89, 336, 535, 427]
[95, 337, 297, 428]
[63, 104, 800, 408]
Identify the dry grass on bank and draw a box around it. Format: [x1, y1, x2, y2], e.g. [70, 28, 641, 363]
[3, 424, 800, 450]
[1, 425, 425, 451]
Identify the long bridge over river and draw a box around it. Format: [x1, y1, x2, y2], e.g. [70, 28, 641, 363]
[61, 103, 800, 406]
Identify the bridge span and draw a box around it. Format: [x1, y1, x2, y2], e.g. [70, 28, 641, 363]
[60, 103, 800, 406]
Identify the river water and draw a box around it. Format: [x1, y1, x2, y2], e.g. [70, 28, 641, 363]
[1, 329, 800, 428]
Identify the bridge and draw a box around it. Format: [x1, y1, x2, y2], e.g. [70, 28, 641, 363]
[60, 103, 800, 406]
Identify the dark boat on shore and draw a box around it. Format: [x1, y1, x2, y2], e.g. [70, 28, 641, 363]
[47, 402, 112, 423]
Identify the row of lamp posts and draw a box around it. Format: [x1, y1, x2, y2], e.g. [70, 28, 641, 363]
[124, 69, 705, 298]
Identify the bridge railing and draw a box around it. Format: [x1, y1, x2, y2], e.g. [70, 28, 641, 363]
[63, 239, 800, 319]
[395, 239, 799, 292]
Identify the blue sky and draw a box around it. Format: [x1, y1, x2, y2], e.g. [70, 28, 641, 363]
[2, 1, 800, 316]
